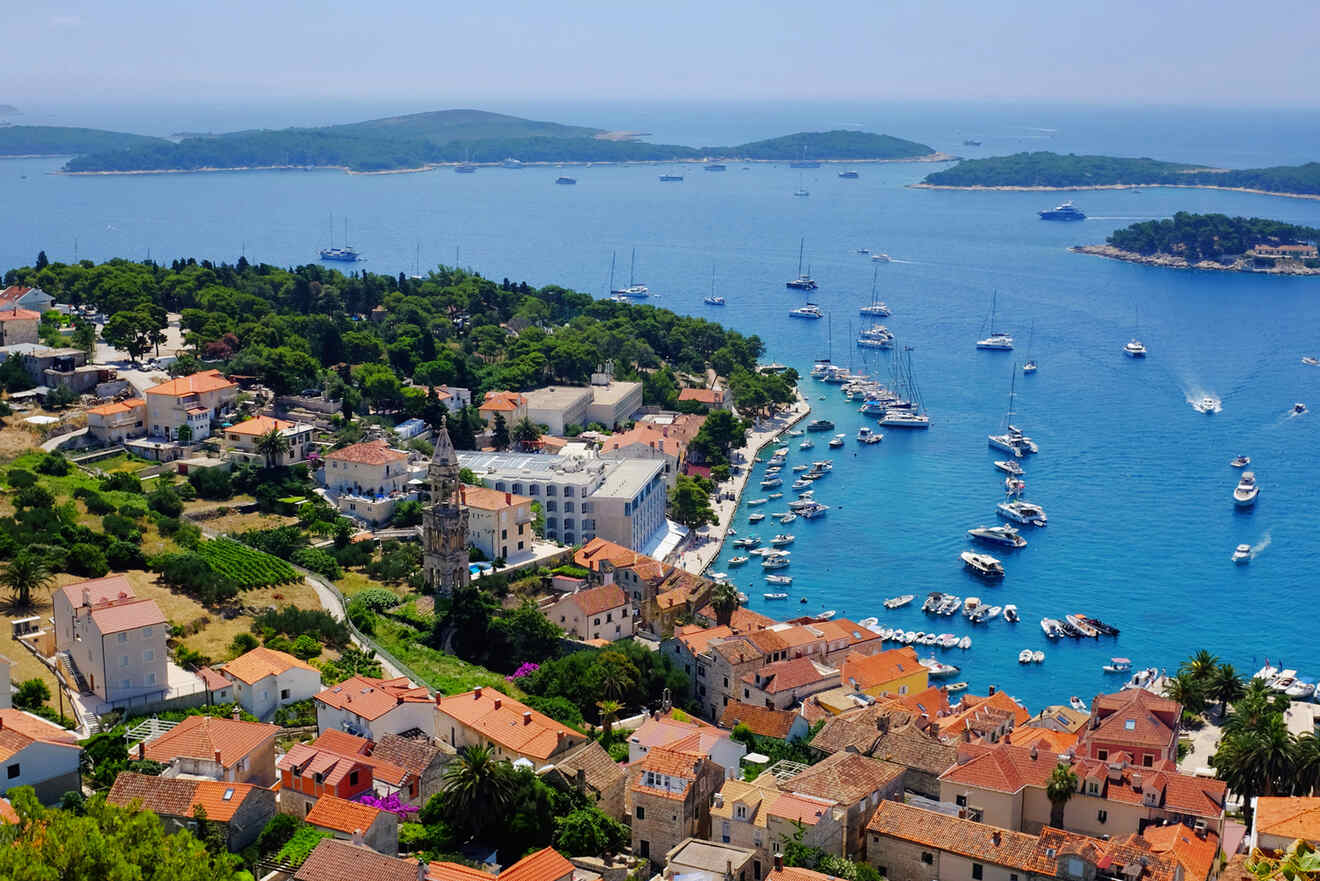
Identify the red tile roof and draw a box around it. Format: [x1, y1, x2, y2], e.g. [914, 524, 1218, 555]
[677, 388, 724, 404]
[0, 308, 40, 322]
[145, 369, 235, 396]
[1141, 824, 1220, 881]
[108, 771, 261, 823]
[314, 676, 431, 721]
[89, 596, 167, 634]
[1082, 689, 1181, 751]
[563, 584, 628, 617]
[222, 646, 319, 685]
[743, 656, 836, 695]
[87, 398, 145, 417]
[325, 440, 409, 466]
[766, 868, 837, 881]
[459, 484, 531, 510]
[785, 751, 904, 805]
[720, 701, 799, 740]
[226, 415, 303, 436]
[305, 794, 386, 835]
[768, 792, 837, 826]
[436, 688, 581, 761]
[497, 847, 575, 881]
[142, 714, 278, 768]
[840, 647, 923, 690]
[57, 575, 135, 607]
[869, 800, 1042, 872]
[1255, 797, 1320, 842]
[0, 709, 80, 762]
[294, 838, 425, 881]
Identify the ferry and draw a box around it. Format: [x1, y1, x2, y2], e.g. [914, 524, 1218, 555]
[806, 419, 835, 432]
[1038, 201, 1086, 221]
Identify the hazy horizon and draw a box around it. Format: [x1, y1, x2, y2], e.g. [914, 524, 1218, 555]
[8, 0, 1320, 111]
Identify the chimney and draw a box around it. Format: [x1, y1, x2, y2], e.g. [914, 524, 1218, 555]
[1131, 773, 1143, 791]
[505, 492, 512, 504]
[232, 707, 241, 721]
[992, 830, 1002, 847]
[474, 686, 482, 699]
[214, 749, 222, 764]
[1030, 745, 1038, 761]
[436, 694, 444, 706]
[774, 852, 784, 872]
[989, 685, 997, 696]
[418, 859, 429, 881]
[351, 828, 365, 847]
[523, 710, 532, 726]
[726, 860, 733, 881]
[82, 587, 91, 608]
[494, 697, 502, 710]
[138, 741, 146, 760]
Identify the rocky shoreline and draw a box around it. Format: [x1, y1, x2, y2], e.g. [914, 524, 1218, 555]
[57, 152, 958, 177]
[1071, 244, 1320, 275]
[910, 181, 1320, 202]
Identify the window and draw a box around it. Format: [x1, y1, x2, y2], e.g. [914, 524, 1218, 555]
[639, 840, 649, 859]
[6, 764, 19, 779]
[120, 655, 129, 667]
[972, 864, 983, 880]
[1067, 857, 1084, 877]
[564, 501, 574, 512]
[635, 805, 645, 820]
[1010, 875, 1018, 881]
[1124, 719, 1136, 730]
[350, 771, 359, 786]
[594, 617, 601, 626]
[1143, 754, 1154, 767]
[546, 501, 557, 512]
[501, 529, 507, 539]
[143, 649, 154, 662]
[143, 627, 153, 638]
[955, 794, 967, 807]
[735, 804, 747, 819]
[118, 632, 129, 643]
[1088, 782, 1099, 795]
[146, 672, 156, 685]
[1097, 810, 1108, 823]
[878, 869, 888, 879]
[222, 787, 235, 801]
[564, 486, 574, 497]
[1097, 749, 1108, 760]
[281, 689, 290, 700]
[921, 853, 933, 865]
[723, 676, 729, 687]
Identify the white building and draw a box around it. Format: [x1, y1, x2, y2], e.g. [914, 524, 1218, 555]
[143, 370, 238, 442]
[223, 415, 315, 467]
[524, 386, 593, 435]
[0, 709, 82, 803]
[319, 440, 415, 525]
[587, 378, 644, 428]
[459, 451, 667, 551]
[52, 575, 168, 705]
[219, 647, 323, 721]
[313, 676, 437, 741]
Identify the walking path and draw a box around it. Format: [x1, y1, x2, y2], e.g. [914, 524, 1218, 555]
[670, 391, 810, 575]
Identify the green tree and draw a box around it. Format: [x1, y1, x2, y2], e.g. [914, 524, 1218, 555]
[491, 413, 510, 450]
[255, 426, 291, 469]
[0, 786, 246, 879]
[1294, 732, 1320, 797]
[102, 308, 165, 363]
[1, 550, 55, 610]
[512, 416, 542, 450]
[595, 650, 639, 702]
[1180, 649, 1221, 684]
[175, 422, 193, 444]
[1210, 663, 1246, 716]
[1164, 671, 1208, 716]
[1046, 763, 1079, 828]
[437, 745, 516, 838]
[596, 699, 622, 741]
[12, 677, 50, 710]
[669, 474, 715, 530]
[710, 580, 740, 627]
[554, 806, 630, 857]
[1213, 712, 1294, 823]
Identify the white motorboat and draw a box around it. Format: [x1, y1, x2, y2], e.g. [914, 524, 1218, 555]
[748, 498, 768, 506]
[813, 610, 836, 621]
[994, 459, 1025, 476]
[1304, 356, 1320, 366]
[1066, 614, 1099, 638]
[1070, 696, 1088, 712]
[968, 524, 1027, 549]
[1003, 604, 1019, 623]
[1019, 649, 1034, 664]
[859, 616, 879, 628]
[884, 594, 915, 609]
[761, 477, 783, 489]
[1192, 395, 1220, 415]
[1230, 455, 1251, 468]
[982, 605, 1003, 621]
[1232, 544, 1251, 564]
[775, 513, 798, 524]
[1234, 471, 1259, 507]
[749, 512, 766, 523]
[921, 657, 960, 678]
[764, 592, 789, 600]
[857, 426, 883, 444]
[1271, 670, 1299, 693]
[828, 433, 846, 449]
[1023, 360, 1038, 374]
[768, 492, 784, 499]
[1004, 476, 1026, 496]
[733, 536, 762, 548]
[1103, 657, 1133, 674]
[787, 429, 803, 437]
[1032, 650, 1045, 663]
[1287, 681, 1317, 699]
[770, 534, 795, 547]
[790, 303, 824, 320]
[998, 499, 1047, 526]
[1124, 339, 1147, 358]
[761, 553, 791, 570]
[963, 597, 980, 616]
[799, 439, 815, 451]
[1040, 618, 1062, 638]
[729, 556, 749, 566]
[871, 252, 892, 263]
[1294, 402, 1308, 415]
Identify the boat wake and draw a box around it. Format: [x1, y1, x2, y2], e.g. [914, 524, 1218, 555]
[1249, 532, 1272, 560]
[1184, 391, 1222, 414]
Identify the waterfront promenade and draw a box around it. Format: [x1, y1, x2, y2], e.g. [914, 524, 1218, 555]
[669, 391, 809, 575]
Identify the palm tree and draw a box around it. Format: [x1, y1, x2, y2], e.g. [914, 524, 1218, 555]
[597, 699, 623, 741]
[440, 745, 516, 837]
[1293, 732, 1320, 796]
[511, 417, 541, 451]
[254, 427, 290, 469]
[1224, 678, 1291, 738]
[1046, 763, 1079, 828]
[1209, 663, 1246, 717]
[596, 651, 637, 702]
[1181, 650, 1221, 685]
[1213, 713, 1294, 824]
[1163, 671, 1207, 716]
[711, 580, 740, 627]
[1, 551, 54, 610]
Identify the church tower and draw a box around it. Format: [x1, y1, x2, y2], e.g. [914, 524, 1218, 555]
[422, 425, 470, 595]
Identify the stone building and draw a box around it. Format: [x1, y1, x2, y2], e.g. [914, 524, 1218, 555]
[422, 426, 470, 596]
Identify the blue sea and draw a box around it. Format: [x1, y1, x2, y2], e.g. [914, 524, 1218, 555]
[2, 100, 1319, 710]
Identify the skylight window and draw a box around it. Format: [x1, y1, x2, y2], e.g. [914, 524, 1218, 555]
[1124, 719, 1136, 730]
[222, 788, 235, 800]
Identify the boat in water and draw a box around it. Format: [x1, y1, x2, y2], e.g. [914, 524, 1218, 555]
[857, 426, 883, 444]
[884, 594, 915, 609]
[961, 551, 1005, 579]
[555, 176, 577, 185]
[704, 163, 727, 172]
[703, 295, 725, 306]
[790, 303, 824, 320]
[1294, 402, 1309, 415]
[659, 172, 684, 182]
[729, 556, 749, 566]
[770, 534, 795, 547]
[748, 512, 765, 523]
[1103, 657, 1133, 674]
[976, 292, 1014, 350]
[1038, 200, 1086, 221]
[968, 524, 1027, 549]
[1040, 618, 1063, 638]
[764, 592, 789, 600]
[921, 657, 960, 678]
[998, 499, 1048, 526]
[1192, 395, 1220, 414]
[828, 433, 846, 449]
[1003, 604, 1019, 623]
[871, 252, 891, 263]
[1234, 471, 1260, 507]
[1124, 339, 1147, 358]
[786, 238, 818, 290]
[319, 214, 362, 262]
[1304, 356, 1320, 366]
[860, 264, 891, 317]
[1070, 696, 1089, 712]
[806, 419, 835, 432]
[1230, 455, 1251, 468]
[766, 574, 793, 585]
[1233, 543, 1252, 564]
[838, 170, 860, 179]
[879, 346, 932, 429]
[610, 248, 649, 298]
[994, 460, 1024, 476]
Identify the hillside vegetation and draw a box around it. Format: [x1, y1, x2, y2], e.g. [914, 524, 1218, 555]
[0, 125, 167, 157]
[922, 151, 1320, 197]
[57, 109, 935, 172]
[1105, 212, 1320, 261]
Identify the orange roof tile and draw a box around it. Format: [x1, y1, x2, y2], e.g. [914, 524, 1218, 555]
[459, 484, 532, 510]
[295, 838, 424, 881]
[305, 795, 386, 835]
[868, 800, 1041, 872]
[145, 369, 235, 396]
[768, 792, 837, 826]
[142, 714, 279, 768]
[325, 440, 409, 465]
[677, 388, 724, 404]
[315, 676, 432, 721]
[87, 398, 145, 416]
[0, 308, 40, 322]
[0, 709, 79, 763]
[428, 862, 496, 881]
[223, 646, 319, 685]
[695, 606, 777, 632]
[720, 702, 799, 740]
[1255, 797, 1320, 842]
[840, 647, 923, 690]
[1009, 726, 1080, 753]
[786, 751, 904, 805]
[1082, 689, 1181, 751]
[57, 575, 135, 608]
[498, 847, 575, 881]
[563, 584, 628, 617]
[743, 656, 836, 695]
[767, 868, 838, 881]
[89, 596, 167, 634]
[1142, 824, 1220, 881]
[108, 772, 260, 823]
[226, 415, 302, 436]
[436, 688, 581, 761]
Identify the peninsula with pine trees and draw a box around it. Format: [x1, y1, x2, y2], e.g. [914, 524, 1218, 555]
[1073, 212, 1320, 274]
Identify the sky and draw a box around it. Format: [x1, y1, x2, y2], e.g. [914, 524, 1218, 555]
[8, 0, 1320, 110]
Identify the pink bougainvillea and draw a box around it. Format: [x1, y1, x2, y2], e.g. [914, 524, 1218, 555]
[506, 661, 540, 681]
[352, 790, 420, 819]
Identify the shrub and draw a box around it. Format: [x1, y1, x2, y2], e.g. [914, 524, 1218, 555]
[147, 485, 183, 518]
[255, 813, 301, 856]
[188, 466, 233, 500]
[100, 472, 143, 494]
[68, 542, 109, 578]
[391, 499, 423, 527]
[80, 491, 116, 515]
[7, 469, 36, 488]
[175, 644, 212, 670]
[229, 632, 259, 655]
[13, 678, 51, 710]
[154, 552, 237, 604]
[351, 588, 401, 613]
[254, 606, 349, 648]
[276, 826, 332, 867]
[102, 513, 142, 542]
[175, 481, 197, 501]
[35, 452, 70, 476]
[118, 503, 148, 520]
[272, 700, 317, 728]
[290, 547, 342, 579]
[106, 539, 147, 570]
[289, 634, 323, 660]
[366, 541, 421, 583]
[14, 486, 55, 509]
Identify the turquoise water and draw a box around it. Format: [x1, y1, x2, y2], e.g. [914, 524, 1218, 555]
[2, 102, 1319, 709]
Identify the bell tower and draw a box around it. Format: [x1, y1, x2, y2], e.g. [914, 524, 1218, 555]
[422, 425, 470, 595]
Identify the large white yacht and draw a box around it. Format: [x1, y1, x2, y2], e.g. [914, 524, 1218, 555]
[961, 552, 1005, 579]
[988, 425, 1039, 457]
[790, 303, 824, 320]
[997, 499, 1048, 526]
[1124, 339, 1148, 358]
[967, 524, 1028, 549]
[1233, 471, 1259, 507]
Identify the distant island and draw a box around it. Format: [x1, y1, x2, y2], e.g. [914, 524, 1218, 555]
[0, 104, 18, 115]
[915, 151, 1320, 200]
[1073, 212, 1320, 275]
[41, 108, 941, 174]
[0, 125, 166, 157]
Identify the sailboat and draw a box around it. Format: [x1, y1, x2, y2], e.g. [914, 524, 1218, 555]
[976, 292, 1014, 350]
[1023, 321, 1038, 373]
[1124, 307, 1147, 357]
[409, 240, 423, 280]
[703, 265, 725, 306]
[611, 249, 649, 298]
[319, 213, 361, 262]
[988, 366, 1038, 456]
[860, 264, 891, 317]
[455, 147, 476, 173]
[787, 238, 818, 290]
[790, 145, 821, 169]
[880, 346, 930, 428]
[810, 315, 834, 378]
[793, 171, 810, 198]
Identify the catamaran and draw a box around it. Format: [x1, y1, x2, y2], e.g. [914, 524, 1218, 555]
[859, 264, 891, 317]
[786, 238, 818, 290]
[976, 291, 1014, 350]
[879, 346, 931, 429]
[611, 248, 649, 298]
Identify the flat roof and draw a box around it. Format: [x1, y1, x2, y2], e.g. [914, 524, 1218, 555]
[458, 451, 603, 485]
[524, 386, 593, 409]
[591, 380, 642, 406]
[592, 458, 663, 499]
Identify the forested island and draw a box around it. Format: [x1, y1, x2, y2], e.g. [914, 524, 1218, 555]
[1073, 212, 1320, 274]
[48, 108, 938, 173]
[0, 125, 167, 157]
[917, 151, 1320, 199]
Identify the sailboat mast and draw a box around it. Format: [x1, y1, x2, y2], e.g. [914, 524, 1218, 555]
[629, 249, 636, 286]
[609, 252, 616, 294]
[798, 238, 805, 277]
[1006, 365, 1017, 426]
